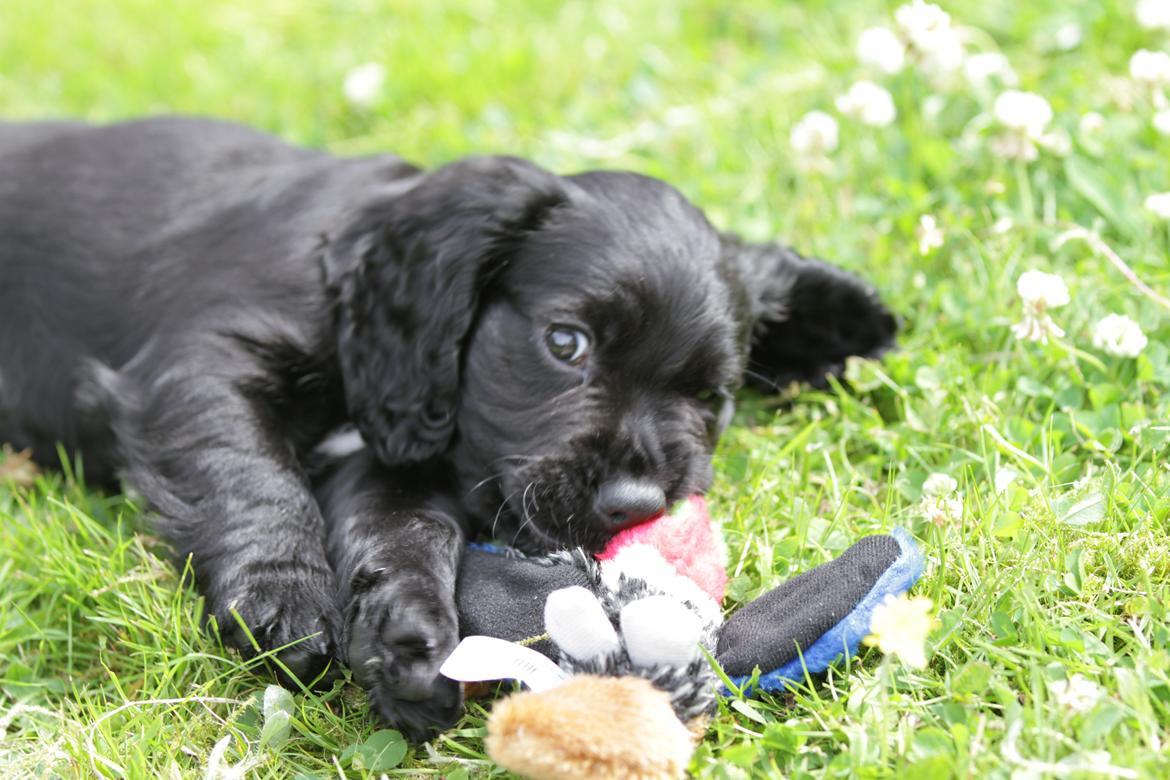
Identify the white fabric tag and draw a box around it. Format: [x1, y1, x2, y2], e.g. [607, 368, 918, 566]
[439, 636, 569, 692]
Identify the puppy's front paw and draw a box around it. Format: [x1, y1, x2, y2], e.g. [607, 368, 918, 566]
[347, 580, 462, 741]
[213, 569, 341, 688]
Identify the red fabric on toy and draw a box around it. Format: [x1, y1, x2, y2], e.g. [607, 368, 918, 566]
[596, 495, 727, 604]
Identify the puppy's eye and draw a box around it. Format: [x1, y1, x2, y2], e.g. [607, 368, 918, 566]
[545, 326, 590, 365]
[695, 389, 717, 403]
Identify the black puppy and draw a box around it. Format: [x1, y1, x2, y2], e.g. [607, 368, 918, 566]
[0, 117, 895, 738]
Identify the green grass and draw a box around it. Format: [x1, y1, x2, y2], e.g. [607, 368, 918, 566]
[3, 0, 1170, 776]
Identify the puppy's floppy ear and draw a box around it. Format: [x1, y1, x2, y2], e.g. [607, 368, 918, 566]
[326, 157, 569, 465]
[721, 233, 898, 390]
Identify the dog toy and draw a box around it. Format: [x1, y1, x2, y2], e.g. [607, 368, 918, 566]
[442, 497, 923, 780]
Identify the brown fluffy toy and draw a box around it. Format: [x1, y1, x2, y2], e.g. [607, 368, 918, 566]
[486, 675, 694, 780]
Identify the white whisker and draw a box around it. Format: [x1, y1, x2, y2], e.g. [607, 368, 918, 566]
[490, 485, 523, 541]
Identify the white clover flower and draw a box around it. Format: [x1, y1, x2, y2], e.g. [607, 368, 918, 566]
[835, 80, 897, 127]
[1079, 111, 1106, 135]
[342, 62, 386, 108]
[1017, 269, 1070, 307]
[993, 90, 1054, 136]
[857, 26, 907, 74]
[922, 39, 966, 81]
[1011, 270, 1069, 343]
[964, 52, 1017, 88]
[1137, 0, 1170, 30]
[992, 216, 1014, 234]
[894, 1, 966, 81]
[1146, 191, 1170, 218]
[994, 467, 1019, 494]
[990, 90, 1057, 161]
[790, 110, 839, 168]
[917, 214, 945, 255]
[864, 594, 935, 669]
[1092, 314, 1148, 357]
[922, 496, 964, 527]
[1129, 49, 1170, 86]
[922, 94, 947, 122]
[923, 472, 958, 497]
[1154, 109, 1170, 135]
[1048, 674, 1103, 713]
[1053, 22, 1083, 52]
[895, 1, 953, 53]
[921, 473, 962, 525]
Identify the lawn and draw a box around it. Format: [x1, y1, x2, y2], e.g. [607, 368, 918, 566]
[2, 0, 1170, 777]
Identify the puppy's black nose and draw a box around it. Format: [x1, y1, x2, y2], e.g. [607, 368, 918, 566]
[596, 479, 667, 529]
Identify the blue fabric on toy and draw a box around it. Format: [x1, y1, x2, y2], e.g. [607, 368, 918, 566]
[725, 527, 924, 693]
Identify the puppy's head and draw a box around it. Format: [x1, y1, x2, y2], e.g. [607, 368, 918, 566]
[331, 157, 896, 552]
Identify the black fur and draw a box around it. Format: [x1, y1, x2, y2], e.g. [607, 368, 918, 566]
[0, 116, 896, 739]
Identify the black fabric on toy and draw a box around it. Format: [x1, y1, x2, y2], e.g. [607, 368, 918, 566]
[721, 528, 923, 693]
[457, 547, 594, 658]
[716, 534, 901, 677]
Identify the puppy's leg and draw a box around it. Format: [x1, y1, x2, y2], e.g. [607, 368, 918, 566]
[103, 347, 341, 686]
[317, 450, 464, 741]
